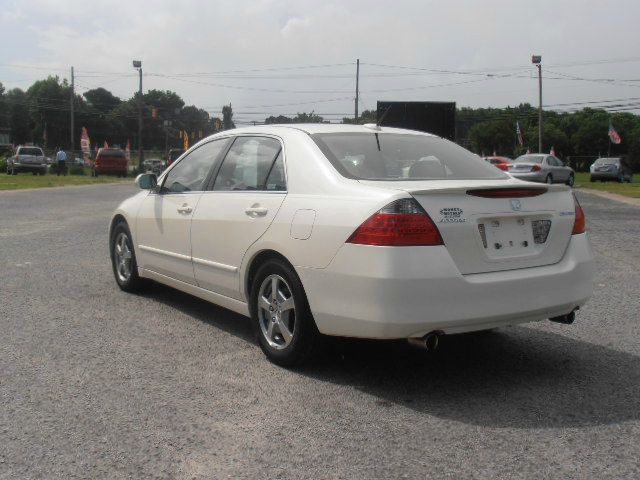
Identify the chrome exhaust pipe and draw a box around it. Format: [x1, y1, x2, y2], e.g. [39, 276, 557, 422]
[549, 309, 576, 325]
[407, 332, 440, 351]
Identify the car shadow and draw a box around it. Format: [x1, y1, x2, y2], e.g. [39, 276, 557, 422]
[138, 285, 640, 430]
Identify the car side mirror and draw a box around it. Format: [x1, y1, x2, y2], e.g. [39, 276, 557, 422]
[135, 173, 157, 190]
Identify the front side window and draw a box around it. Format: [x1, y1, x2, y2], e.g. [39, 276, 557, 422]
[213, 137, 282, 191]
[162, 138, 230, 193]
[312, 133, 506, 181]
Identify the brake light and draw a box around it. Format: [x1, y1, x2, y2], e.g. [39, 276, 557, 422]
[347, 198, 443, 246]
[572, 195, 586, 234]
[531, 164, 542, 172]
[467, 188, 547, 198]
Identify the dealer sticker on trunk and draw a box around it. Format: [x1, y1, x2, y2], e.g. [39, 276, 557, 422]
[438, 207, 466, 223]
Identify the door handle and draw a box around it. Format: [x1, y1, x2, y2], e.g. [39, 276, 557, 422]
[245, 206, 268, 217]
[177, 204, 193, 214]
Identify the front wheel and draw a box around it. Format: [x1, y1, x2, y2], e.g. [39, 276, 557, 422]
[110, 222, 146, 292]
[250, 259, 320, 367]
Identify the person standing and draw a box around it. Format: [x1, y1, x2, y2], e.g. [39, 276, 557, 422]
[55, 147, 67, 176]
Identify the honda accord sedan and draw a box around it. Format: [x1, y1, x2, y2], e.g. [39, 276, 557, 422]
[109, 124, 594, 366]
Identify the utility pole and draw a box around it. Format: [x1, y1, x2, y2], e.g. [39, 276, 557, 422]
[133, 60, 143, 169]
[70, 66, 75, 155]
[532, 55, 543, 153]
[354, 59, 360, 122]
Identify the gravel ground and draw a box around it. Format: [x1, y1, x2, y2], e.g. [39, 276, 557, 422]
[0, 183, 638, 479]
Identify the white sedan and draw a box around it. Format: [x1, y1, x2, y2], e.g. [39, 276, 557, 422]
[109, 124, 594, 366]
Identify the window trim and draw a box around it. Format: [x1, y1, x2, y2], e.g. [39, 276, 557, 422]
[204, 134, 288, 193]
[155, 136, 234, 195]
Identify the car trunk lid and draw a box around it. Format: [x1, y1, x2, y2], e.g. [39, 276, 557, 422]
[358, 179, 576, 274]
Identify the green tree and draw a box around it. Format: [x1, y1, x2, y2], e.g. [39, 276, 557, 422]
[265, 115, 293, 124]
[83, 88, 121, 114]
[222, 104, 235, 130]
[5, 88, 32, 145]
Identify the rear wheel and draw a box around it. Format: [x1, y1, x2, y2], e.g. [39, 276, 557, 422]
[566, 174, 575, 187]
[250, 259, 320, 367]
[545, 174, 553, 184]
[110, 221, 146, 292]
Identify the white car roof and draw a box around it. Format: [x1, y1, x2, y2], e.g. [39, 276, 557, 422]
[222, 123, 438, 136]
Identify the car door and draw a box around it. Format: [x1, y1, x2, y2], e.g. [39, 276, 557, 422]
[551, 156, 568, 181]
[190, 136, 287, 300]
[136, 138, 230, 284]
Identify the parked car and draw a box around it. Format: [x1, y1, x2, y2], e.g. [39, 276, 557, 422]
[483, 156, 512, 171]
[508, 154, 575, 186]
[143, 158, 165, 176]
[109, 125, 593, 366]
[6, 146, 48, 175]
[589, 157, 633, 183]
[167, 148, 185, 166]
[93, 148, 128, 177]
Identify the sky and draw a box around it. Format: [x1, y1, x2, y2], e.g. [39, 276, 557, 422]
[1, 0, 639, 124]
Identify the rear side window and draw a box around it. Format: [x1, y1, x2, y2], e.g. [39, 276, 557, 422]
[312, 133, 505, 181]
[18, 147, 43, 156]
[514, 155, 544, 164]
[213, 137, 283, 191]
[162, 138, 230, 193]
[99, 149, 125, 158]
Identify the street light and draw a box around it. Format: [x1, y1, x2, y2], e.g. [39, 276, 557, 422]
[132, 60, 143, 169]
[532, 55, 542, 153]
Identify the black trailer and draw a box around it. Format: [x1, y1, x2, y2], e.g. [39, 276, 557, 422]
[376, 101, 456, 141]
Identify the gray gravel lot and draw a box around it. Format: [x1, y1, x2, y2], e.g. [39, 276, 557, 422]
[0, 183, 639, 479]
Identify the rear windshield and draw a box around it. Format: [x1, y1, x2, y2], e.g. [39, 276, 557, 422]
[99, 149, 125, 158]
[514, 155, 544, 164]
[311, 133, 506, 181]
[18, 147, 43, 156]
[594, 158, 619, 165]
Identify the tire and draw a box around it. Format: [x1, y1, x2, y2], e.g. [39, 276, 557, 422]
[250, 258, 320, 367]
[566, 174, 575, 187]
[109, 221, 146, 292]
[590, 177, 595, 182]
[617, 175, 624, 183]
[545, 174, 553, 184]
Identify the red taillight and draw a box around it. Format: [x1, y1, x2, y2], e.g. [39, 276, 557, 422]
[467, 188, 547, 198]
[572, 195, 586, 234]
[347, 198, 443, 246]
[531, 164, 542, 172]
[497, 163, 510, 171]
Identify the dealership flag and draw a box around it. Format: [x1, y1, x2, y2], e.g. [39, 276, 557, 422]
[550, 146, 555, 156]
[80, 127, 91, 160]
[183, 130, 189, 150]
[516, 122, 524, 146]
[125, 139, 131, 161]
[608, 122, 622, 144]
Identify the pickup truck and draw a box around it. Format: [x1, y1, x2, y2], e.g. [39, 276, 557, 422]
[7, 146, 49, 175]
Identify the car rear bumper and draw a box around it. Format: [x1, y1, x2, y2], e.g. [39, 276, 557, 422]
[590, 172, 619, 180]
[13, 163, 47, 172]
[297, 234, 594, 339]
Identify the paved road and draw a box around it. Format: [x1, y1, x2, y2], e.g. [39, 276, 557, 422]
[1, 184, 639, 479]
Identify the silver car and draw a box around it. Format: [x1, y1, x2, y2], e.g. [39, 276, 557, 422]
[6, 146, 49, 175]
[508, 154, 575, 186]
[589, 157, 633, 183]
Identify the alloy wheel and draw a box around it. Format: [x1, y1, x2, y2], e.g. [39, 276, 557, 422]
[114, 232, 133, 283]
[257, 274, 296, 350]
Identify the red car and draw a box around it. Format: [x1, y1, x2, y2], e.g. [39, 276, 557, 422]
[484, 156, 512, 171]
[94, 148, 128, 177]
